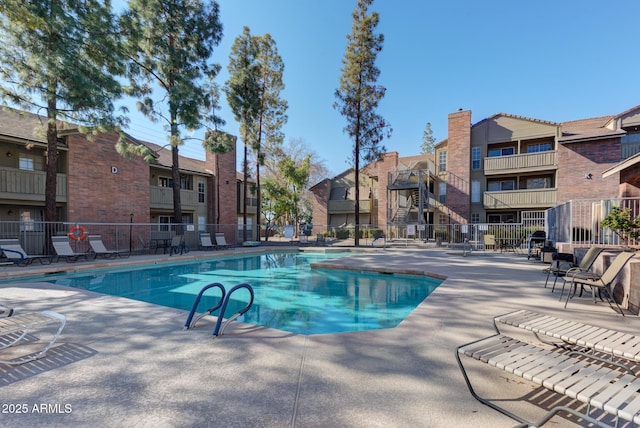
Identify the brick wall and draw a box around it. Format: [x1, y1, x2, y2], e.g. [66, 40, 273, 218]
[621, 163, 640, 197]
[366, 152, 398, 227]
[311, 180, 328, 235]
[556, 138, 620, 203]
[204, 137, 237, 227]
[66, 132, 150, 223]
[446, 110, 471, 223]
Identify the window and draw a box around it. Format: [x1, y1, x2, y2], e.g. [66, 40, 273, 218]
[471, 180, 480, 203]
[438, 214, 447, 225]
[329, 187, 348, 200]
[438, 151, 447, 173]
[487, 180, 515, 191]
[526, 143, 552, 153]
[19, 209, 43, 231]
[19, 155, 34, 171]
[471, 213, 480, 223]
[487, 147, 514, 157]
[524, 177, 551, 189]
[159, 177, 172, 188]
[198, 181, 205, 203]
[471, 147, 481, 170]
[438, 181, 446, 203]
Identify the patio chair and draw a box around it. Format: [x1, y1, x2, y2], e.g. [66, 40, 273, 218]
[502, 235, 525, 253]
[88, 235, 130, 258]
[482, 234, 495, 251]
[0, 310, 66, 366]
[199, 233, 215, 251]
[563, 251, 636, 316]
[51, 236, 96, 263]
[169, 235, 190, 256]
[546, 246, 603, 291]
[0, 238, 52, 266]
[215, 233, 231, 249]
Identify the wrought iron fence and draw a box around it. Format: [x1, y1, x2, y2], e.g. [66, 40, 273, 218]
[546, 197, 640, 247]
[0, 221, 246, 257]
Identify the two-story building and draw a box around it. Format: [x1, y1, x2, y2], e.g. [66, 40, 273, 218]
[0, 108, 257, 242]
[311, 106, 640, 234]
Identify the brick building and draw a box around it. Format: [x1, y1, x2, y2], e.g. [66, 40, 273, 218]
[311, 106, 640, 234]
[0, 108, 256, 241]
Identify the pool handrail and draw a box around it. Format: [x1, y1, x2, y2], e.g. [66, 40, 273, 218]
[183, 283, 226, 330]
[213, 283, 255, 337]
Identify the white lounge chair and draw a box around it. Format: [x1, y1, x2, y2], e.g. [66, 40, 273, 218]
[52, 236, 96, 263]
[88, 235, 129, 258]
[215, 233, 231, 249]
[0, 238, 52, 266]
[199, 233, 215, 250]
[0, 311, 66, 366]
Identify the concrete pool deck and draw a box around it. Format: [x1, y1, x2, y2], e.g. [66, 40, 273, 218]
[0, 245, 638, 427]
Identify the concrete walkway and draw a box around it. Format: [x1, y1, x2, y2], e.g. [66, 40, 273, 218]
[0, 246, 637, 427]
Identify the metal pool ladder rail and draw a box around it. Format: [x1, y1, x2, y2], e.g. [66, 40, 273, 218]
[183, 282, 255, 337]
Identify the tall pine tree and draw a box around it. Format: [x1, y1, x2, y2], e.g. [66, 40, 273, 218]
[0, 0, 125, 226]
[335, 0, 391, 245]
[120, 0, 223, 226]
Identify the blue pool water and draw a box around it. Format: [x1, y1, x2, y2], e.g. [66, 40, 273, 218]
[6, 251, 442, 335]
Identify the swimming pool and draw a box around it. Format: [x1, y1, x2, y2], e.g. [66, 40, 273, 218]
[5, 251, 442, 335]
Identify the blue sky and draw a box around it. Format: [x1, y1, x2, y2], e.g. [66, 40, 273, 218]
[120, 0, 640, 177]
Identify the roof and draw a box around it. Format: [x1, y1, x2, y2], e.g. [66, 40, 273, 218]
[472, 112, 560, 128]
[559, 115, 625, 143]
[142, 141, 210, 176]
[0, 108, 50, 143]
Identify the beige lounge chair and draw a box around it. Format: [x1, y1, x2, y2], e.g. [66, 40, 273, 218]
[0, 310, 66, 366]
[0, 238, 52, 266]
[88, 235, 129, 258]
[199, 233, 215, 250]
[564, 251, 636, 315]
[215, 233, 231, 249]
[546, 246, 604, 291]
[52, 236, 96, 263]
[482, 234, 495, 251]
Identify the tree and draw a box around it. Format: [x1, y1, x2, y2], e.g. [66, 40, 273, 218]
[334, 0, 391, 246]
[225, 26, 262, 242]
[249, 33, 288, 242]
[420, 122, 436, 154]
[120, 0, 223, 226]
[261, 153, 311, 240]
[226, 28, 287, 242]
[0, 0, 125, 226]
[601, 206, 640, 246]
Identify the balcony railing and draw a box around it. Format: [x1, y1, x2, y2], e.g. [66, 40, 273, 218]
[484, 188, 557, 209]
[484, 151, 557, 175]
[150, 186, 198, 210]
[327, 199, 372, 213]
[0, 167, 67, 201]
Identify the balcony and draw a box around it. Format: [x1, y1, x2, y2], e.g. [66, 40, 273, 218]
[327, 199, 372, 213]
[484, 151, 557, 175]
[150, 186, 198, 210]
[0, 167, 67, 202]
[484, 188, 557, 209]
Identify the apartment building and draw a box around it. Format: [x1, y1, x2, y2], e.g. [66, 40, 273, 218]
[311, 106, 640, 233]
[0, 108, 257, 238]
